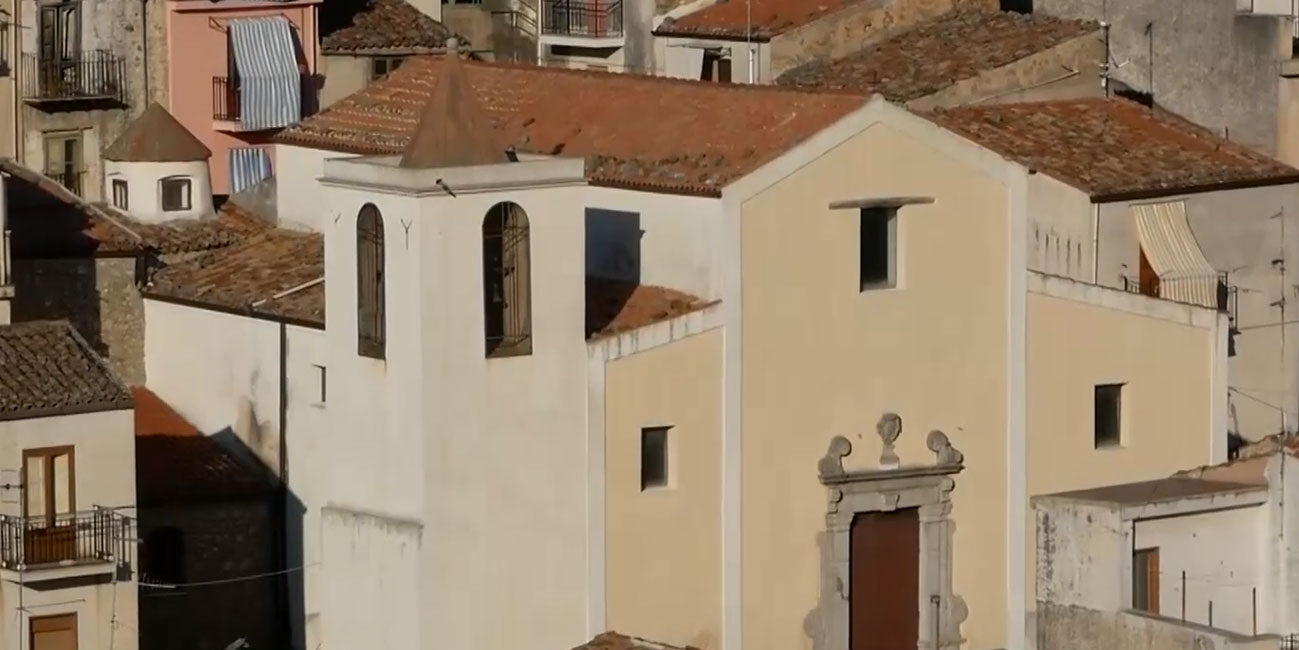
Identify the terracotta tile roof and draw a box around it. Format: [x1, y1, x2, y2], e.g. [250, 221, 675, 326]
[133, 387, 277, 505]
[926, 98, 1299, 200]
[2, 158, 270, 258]
[586, 277, 712, 339]
[103, 103, 212, 162]
[322, 0, 460, 53]
[144, 229, 326, 327]
[0, 321, 133, 421]
[276, 57, 863, 195]
[776, 7, 1097, 101]
[574, 632, 699, 650]
[654, 0, 861, 40]
[400, 48, 510, 168]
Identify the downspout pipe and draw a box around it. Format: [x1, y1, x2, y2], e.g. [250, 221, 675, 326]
[276, 320, 291, 650]
[141, 0, 150, 103]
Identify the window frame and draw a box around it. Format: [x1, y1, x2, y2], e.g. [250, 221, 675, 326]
[369, 56, 406, 82]
[482, 202, 532, 358]
[110, 178, 128, 210]
[1132, 547, 1160, 613]
[640, 425, 672, 491]
[22, 446, 75, 526]
[859, 206, 898, 291]
[356, 204, 386, 359]
[42, 130, 83, 196]
[1094, 382, 1125, 448]
[159, 176, 192, 212]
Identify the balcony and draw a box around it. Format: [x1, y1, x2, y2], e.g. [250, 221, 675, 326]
[543, 0, 624, 44]
[21, 51, 127, 106]
[212, 75, 317, 132]
[46, 170, 85, 198]
[0, 509, 128, 573]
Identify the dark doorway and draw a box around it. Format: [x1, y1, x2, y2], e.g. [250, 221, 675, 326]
[850, 508, 919, 650]
[1138, 247, 1160, 298]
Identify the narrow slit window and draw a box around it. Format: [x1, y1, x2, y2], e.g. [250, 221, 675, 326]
[313, 364, 326, 403]
[640, 426, 670, 491]
[1094, 383, 1124, 448]
[859, 207, 897, 290]
[482, 202, 532, 357]
[111, 179, 128, 210]
[1132, 547, 1159, 613]
[356, 204, 386, 359]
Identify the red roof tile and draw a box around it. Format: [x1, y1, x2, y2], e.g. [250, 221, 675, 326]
[777, 7, 1097, 101]
[322, 0, 461, 53]
[654, 0, 861, 40]
[927, 98, 1299, 199]
[104, 103, 212, 162]
[573, 632, 699, 650]
[133, 387, 277, 505]
[0, 321, 133, 421]
[276, 57, 863, 195]
[144, 229, 326, 327]
[586, 277, 713, 339]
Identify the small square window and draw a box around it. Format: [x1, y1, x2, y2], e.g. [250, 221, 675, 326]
[860, 207, 897, 290]
[370, 56, 406, 82]
[111, 179, 128, 210]
[1094, 383, 1124, 448]
[161, 178, 192, 212]
[640, 426, 670, 491]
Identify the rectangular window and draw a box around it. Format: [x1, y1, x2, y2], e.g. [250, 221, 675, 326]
[313, 364, 326, 404]
[23, 447, 74, 526]
[1132, 547, 1160, 613]
[860, 207, 897, 290]
[30, 613, 77, 650]
[701, 51, 732, 83]
[640, 426, 670, 491]
[42, 131, 82, 196]
[160, 177, 192, 212]
[1094, 383, 1124, 448]
[111, 179, 127, 210]
[369, 56, 405, 82]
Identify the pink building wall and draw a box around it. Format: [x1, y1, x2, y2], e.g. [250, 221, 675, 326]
[166, 0, 321, 195]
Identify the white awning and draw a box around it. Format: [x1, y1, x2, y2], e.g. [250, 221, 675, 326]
[1131, 201, 1219, 308]
[229, 17, 302, 130]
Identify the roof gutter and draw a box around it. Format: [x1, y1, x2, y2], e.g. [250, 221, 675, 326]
[141, 289, 325, 330]
[1090, 173, 1299, 203]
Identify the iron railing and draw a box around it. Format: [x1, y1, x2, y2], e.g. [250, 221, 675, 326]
[1282, 633, 1299, 650]
[1119, 272, 1236, 314]
[213, 75, 317, 123]
[46, 170, 85, 198]
[543, 0, 623, 37]
[0, 508, 127, 570]
[22, 51, 126, 103]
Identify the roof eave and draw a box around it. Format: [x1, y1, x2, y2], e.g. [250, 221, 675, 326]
[0, 401, 134, 423]
[1089, 172, 1299, 204]
[651, 28, 773, 42]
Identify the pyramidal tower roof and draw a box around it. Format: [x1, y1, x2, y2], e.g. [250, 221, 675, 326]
[104, 103, 212, 163]
[399, 39, 510, 169]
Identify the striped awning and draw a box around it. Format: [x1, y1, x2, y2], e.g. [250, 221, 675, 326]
[1131, 201, 1219, 308]
[229, 17, 302, 131]
[230, 147, 272, 194]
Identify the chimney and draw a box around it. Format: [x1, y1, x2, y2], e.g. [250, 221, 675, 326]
[404, 0, 442, 23]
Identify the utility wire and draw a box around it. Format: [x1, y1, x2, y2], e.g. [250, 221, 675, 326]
[139, 562, 319, 590]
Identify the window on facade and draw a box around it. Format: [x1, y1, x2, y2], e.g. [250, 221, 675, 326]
[30, 613, 77, 650]
[111, 179, 128, 210]
[357, 204, 386, 359]
[482, 202, 532, 357]
[313, 364, 326, 404]
[1132, 547, 1159, 613]
[23, 447, 73, 528]
[37, 1, 80, 66]
[160, 177, 192, 212]
[640, 426, 671, 491]
[1094, 383, 1124, 448]
[369, 56, 406, 82]
[701, 51, 732, 83]
[143, 526, 186, 588]
[43, 131, 82, 197]
[860, 207, 897, 290]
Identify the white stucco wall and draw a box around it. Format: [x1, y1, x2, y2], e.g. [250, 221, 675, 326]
[1026, 172, 1094, 282]
[1134, 505, 1267, 635]
[104, 159, 215, 223]
[274, 144, 360, 232]
[319, 160, 591, 650]
[653, 36, 769, 82]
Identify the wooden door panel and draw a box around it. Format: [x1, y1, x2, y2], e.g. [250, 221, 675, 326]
[850, 508, 919, 650]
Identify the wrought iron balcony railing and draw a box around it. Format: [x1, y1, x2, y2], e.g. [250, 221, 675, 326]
[22, 51, 126, 104]
[46, 170, 85, 198]
[544, 0, 623, 38]
[0, 508, 128, 570]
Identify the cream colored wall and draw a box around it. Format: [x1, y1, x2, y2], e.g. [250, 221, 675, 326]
[320, 55, 369, 110]
[1024, 275, 1225, 631]
[739, 121, 1011, 650]
[604, 328, 723, 650]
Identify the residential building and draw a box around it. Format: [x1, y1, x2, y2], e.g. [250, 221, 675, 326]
[776, 7, 1106, 109]
[651, 0, 990, 82]
[134, 387, 282, 650]
[1030, 438, 1299, 648]
[0, 319, 138, 650]
[319, 0, 460, 110]
[108, 51, 1274, 650]
[163, 0, 322, 197]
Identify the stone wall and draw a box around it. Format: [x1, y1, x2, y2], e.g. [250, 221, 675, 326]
[12, 257, 146, 384]
[139, 498, 280, 650]
[1037, 603, 1280, 650]
[769, 0, 995, 78]
[1033, 0, 1286, 156]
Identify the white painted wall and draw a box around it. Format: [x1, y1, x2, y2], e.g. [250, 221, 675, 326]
[1025, 172, 1094, 282]
[654, 36, 769, 82]
[274, 144, 360, 232]
[103, 159, 215, 222]
[0, 408, 139, 650]
[1134, 506, 1266, 635]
